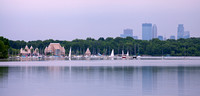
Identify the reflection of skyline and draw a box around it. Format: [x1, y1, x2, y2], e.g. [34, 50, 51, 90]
[142, 67, 158, 95]
[142, 67, 153, 93]
[178, 67, 185, 96]
[0, 66, 200, 96]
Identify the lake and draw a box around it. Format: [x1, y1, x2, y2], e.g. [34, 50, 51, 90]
[0, 60, 200, 96]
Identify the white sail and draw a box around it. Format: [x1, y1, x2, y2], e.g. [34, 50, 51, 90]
[110, 49, 114, 57]
[69, 47, 71, 58]
[126, 51, 129, 56]
[122, 50, 124, 56]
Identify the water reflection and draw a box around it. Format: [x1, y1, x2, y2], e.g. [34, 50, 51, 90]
[0, 67, 8, 88]
[178, 67, 185, 96]
[0, 66, 200, 96]
[142, 67, 153, 94]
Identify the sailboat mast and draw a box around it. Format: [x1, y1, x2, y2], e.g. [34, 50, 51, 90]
[138, 44, 140, 55]
[69, 47, 71, 58]
[134, 44, 136, 56]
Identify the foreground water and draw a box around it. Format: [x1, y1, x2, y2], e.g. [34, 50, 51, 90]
[0, 60, 200, 96]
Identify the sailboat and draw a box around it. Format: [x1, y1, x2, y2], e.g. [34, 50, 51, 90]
[122, 50, 126, 58]
[68, 47, 72, 60]
[109, 49, 114, 57]
[133, 44, 141, 59]
[126, 51, 129, 58]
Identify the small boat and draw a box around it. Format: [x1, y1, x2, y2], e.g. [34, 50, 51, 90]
[84, 55, 90, 58]
[69, 47, 72, 60]
[91, 55, 98, 58]
[133, 55, 137, 59]
[109, 49, 114, 58]
[126, 51, 130, 58]
[122, 56, 126, 58]
[122, 50, 126, 58]
[16, 56, 20, 58]
[38, 55, 42, 59]
[69, 47, 72, 58]
[133, 55, 141, 59]
[137, 55, 141, 58]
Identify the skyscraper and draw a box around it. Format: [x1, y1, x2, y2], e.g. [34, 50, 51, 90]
[170, 35, 176, 39]
[183, 31, 190, 39]
[158, 36, 163, 40]
[177, 24, 184, 39]
[120, 29, 133, 38]
[142, 23, 152, 40]
[152, 24, 157, 38]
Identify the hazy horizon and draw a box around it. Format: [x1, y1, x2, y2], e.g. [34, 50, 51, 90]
[1, 0, 200, 41]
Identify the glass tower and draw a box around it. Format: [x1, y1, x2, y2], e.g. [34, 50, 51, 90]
[170, 35, 176, 39]
[120, 29, 133, 38]
[142, 23, 152, 40]
[152, 24, 157, 38]
[183, 31, 190, 39]
[177, 24, 184, 39]
[158, 36, 163, 40]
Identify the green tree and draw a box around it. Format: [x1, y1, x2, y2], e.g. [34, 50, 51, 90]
[6, 36, 200, 56]
[0, 40, 8, 58]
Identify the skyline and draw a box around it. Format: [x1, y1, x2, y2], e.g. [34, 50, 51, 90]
[1, 23, 195, 41]
[0, 0, 200, 41]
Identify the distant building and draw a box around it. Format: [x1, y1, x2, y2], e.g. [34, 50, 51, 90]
[164, 36, 167, 41]
[170, 35, 176, 39]
[44, 43, 65, 56]
[20, 45, 39, 56]
[152, 24, 157, 39]
[158, 36, 163, 40]
[177, 24, 184, 39]
[177, 24, 190, 39]
[120, 29, 133, 38]
[183, 31, 190, 39]
[142, 23, 152, 40]
[85, 48, 91, 56]
[133, 36, 138, 39]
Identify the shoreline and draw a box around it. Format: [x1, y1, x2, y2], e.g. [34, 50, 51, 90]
[0, 59, 200, 67]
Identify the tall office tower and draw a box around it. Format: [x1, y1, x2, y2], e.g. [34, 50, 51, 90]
[158, 36, 163, 40]
[170, 35, 176, 39]
[152, 24, 157, 38]
[142, 23, 152, 40]
[177, 24, 184, 39]
[120, 29, 133, 38]
[183, 31, 190, 39]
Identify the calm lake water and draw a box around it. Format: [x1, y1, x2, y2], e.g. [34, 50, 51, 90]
[0, 60, 200, 96]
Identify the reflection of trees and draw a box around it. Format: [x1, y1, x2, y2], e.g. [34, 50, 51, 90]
[0, 67, 9, 79]
[0, 67, 9, 88]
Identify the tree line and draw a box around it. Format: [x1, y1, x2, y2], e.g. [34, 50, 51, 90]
[7, 37, 200, 56]
[0, 37, 10, 59]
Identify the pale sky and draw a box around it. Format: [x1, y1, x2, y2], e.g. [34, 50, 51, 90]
[0, 0, 200, 41]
